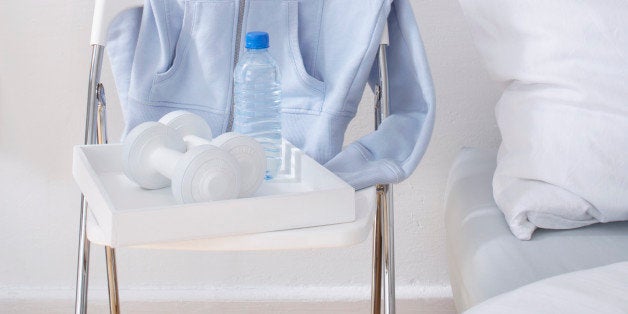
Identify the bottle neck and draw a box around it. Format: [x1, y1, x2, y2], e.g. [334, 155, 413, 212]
[246, 48, 268, 53]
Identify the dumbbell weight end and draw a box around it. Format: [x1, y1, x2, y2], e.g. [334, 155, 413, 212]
[123, 122, 241, 203]
[160, 111, 266, 197]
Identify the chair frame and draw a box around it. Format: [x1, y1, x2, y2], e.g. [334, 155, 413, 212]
[75, 2, 396, 313]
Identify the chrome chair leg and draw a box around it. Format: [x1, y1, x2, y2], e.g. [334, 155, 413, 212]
[371, 187, 384, 314]
[75, 195, 91, 314]
[95, 74, 121, 314]
[105, 246, 121, 313]
[381, 184, 396, 314]
[75, 44, 103, 314]
[76, 44, 122, 314]
[374, 37, 396, 314]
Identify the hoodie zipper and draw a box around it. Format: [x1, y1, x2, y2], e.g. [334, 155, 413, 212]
[227, 0, 247, 132]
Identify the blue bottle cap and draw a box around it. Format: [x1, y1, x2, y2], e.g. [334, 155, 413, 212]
[245, 31, 269, 49]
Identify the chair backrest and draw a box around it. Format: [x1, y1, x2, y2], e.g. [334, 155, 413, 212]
[91, 0, 142, 46]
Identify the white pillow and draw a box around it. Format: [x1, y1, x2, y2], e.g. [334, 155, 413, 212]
[459, 0, 628, 240]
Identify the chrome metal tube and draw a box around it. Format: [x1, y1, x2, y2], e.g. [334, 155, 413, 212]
[96, 83, 108, 145]
[381, 184, 396, 314]
[371, 187, 383, 314]
[105, 247, 120, 314]
[374, 84, 382, 130]
[377, 43, 396, 314]
[376, 46, 389, 130]
[76, 44, 105, 314]
[84, 46, 104, 145]
[95, 81, 121, 314]
[75, 195, 91, 314]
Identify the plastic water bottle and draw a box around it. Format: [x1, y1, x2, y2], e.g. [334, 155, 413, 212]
[233, 31, 282, 180]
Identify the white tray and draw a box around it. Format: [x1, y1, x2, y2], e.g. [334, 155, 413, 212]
[72, 142, 355, 247]
[87, 187, 376, 251]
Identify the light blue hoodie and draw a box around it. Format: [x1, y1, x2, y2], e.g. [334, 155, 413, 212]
[107, 0, 434, 190]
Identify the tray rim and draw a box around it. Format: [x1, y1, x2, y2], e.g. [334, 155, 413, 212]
[73, 142, 356, 246]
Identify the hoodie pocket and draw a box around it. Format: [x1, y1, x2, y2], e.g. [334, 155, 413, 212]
[149, 0, 236, 114]
[246, 0, 326, 112]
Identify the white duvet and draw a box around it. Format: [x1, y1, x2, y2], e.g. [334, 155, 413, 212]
[464, 262, 628, 314]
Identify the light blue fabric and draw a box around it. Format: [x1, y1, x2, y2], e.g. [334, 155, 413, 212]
[107, 0, 434, 190]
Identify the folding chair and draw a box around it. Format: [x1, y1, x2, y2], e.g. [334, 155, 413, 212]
[76, 1, 397, 313]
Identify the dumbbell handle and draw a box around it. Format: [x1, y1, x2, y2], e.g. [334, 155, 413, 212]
[182, 134, 211, 149]
[150, 146, 183, 179]
[158, 111, 213, 149]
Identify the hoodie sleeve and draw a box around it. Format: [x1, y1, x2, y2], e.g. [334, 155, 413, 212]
[324, 0, 435, 190]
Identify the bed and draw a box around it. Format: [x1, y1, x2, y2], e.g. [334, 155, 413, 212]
[445, 148, 628, 312]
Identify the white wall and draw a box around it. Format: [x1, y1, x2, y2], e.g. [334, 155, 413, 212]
[0, 0, 502, 312]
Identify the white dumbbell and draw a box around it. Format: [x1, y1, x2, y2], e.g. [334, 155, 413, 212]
[159, 110, 266, 197]
[122, 121, 241, 203]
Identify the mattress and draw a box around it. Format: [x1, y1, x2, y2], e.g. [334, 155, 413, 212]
[445, 148, 628, 312]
